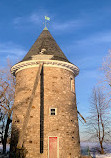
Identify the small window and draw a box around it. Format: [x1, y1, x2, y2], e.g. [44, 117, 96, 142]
[50, 108, 57, 115]
[70, 77, 75, 92]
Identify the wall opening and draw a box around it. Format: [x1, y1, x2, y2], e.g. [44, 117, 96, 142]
[48, 137, 59, 158]
[50, 108, 57, 115]
[70, 77, 75, 93]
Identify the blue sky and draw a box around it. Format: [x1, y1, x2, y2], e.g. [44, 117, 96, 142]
[0, 0, 111, 141]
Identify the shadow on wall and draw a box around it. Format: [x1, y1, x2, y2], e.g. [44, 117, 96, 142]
[9, 65, 44, 157]
[9, 125, 27, 158]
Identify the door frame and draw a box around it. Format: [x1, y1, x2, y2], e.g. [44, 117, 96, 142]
[48, 136, 59, 158]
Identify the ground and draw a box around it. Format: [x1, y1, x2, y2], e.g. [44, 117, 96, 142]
[0, 143, 111, 157]
[81, 142, 111, 158]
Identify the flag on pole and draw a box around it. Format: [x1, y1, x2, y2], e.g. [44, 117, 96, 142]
[45, 16, 50, 21]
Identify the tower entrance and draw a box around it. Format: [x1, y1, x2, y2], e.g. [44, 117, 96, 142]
[48, 137, 59, 158]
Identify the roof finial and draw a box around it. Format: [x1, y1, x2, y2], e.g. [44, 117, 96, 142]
[44, 16, 50, 30]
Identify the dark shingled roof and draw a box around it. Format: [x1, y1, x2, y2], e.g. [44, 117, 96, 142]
[21, 29, 70, 63]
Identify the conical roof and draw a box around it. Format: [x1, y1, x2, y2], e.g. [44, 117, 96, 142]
[21, 29, 69, 63]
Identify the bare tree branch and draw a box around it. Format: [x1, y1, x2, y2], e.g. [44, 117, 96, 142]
[85, 87, 111, 154]
[0, 59, 16, 153]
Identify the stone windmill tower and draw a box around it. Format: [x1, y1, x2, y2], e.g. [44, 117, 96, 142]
[10, 26, 80, 158]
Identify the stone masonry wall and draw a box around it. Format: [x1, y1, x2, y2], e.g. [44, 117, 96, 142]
[10, 66, 80, 158]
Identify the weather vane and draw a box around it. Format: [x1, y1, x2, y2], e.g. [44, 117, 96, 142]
[44, 16, 50, 29]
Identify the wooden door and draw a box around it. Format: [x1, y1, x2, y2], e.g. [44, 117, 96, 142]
[49, 137, 58, 158]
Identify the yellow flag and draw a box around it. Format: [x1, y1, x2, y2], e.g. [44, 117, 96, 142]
[45, 16, 50, 21]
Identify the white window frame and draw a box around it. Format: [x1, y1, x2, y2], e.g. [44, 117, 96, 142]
[49, 108, 57, 115]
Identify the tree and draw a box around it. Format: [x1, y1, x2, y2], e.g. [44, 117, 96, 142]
[0, 109, 6, 144]
[0, 60, 15, 153]
[102, 51, 111, 101]
[86, 87, 111, 154]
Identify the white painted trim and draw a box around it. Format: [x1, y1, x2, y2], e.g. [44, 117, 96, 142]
[11, 60, 79, 76]
[48, 136, 59, 158]
[58, 137, 59, 158]
[48, 137, 49, 158]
